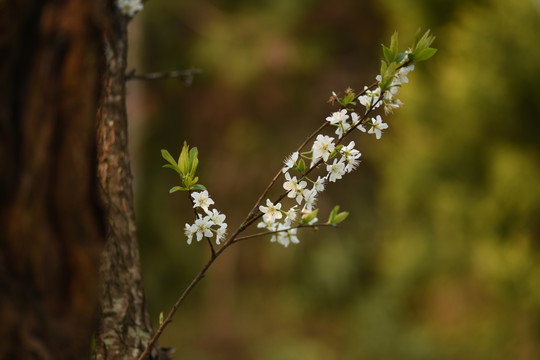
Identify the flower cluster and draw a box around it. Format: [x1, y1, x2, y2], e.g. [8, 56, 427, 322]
[164, 31, 436, 250]
[256, 47, 423, 247]
[116, 0, 143, 17]
[184, 190, 228, 245]
[258, 135, 360, 247]
[257, 198, 306, 247]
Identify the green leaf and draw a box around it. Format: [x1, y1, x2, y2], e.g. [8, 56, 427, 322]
[179, 142, 191, 175]
[343, 92, 356, 105]
[191, 184, 207, 191]
[159, 312, 164, 325]
[169, 186, 184, 193]
[190, 156, 199, 178]
[162, 164, 181, 175]
[182, 174, 193, 188]
[395, 52, 408, 64]
[296, 158, 306, 173]
[301, 208, 319, 225]
[412, 29, 436, 53]
[328, 205, 340, 224]
[332, 211, 349, 224]
[187, 176, 199, 188]
[379, 60, 387, 80]
[390, 31, 399, 58]
[412, 28, 422, 50]
[382, 44, 393, 63]
[189, 147, 198, 165]
[414, 48, 437, 62]
[379, 62, 399, 91]
[161, 149, 177, 167]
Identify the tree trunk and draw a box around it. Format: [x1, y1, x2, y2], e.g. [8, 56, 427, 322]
[0, 0, 106, 358]
[94, 7, 163, 360]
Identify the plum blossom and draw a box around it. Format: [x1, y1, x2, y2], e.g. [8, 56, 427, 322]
[116, 0, 143, 17]
[358, 86, 381, 110]
[259, 199, 283, 222]
[340, 141, 362, 173]
[326, 158, 347, 182]
[191, 190, 214, 214]
[351, 112, 366, 133]
[272, 223, 299, 248]
[312, 134, 335, 164]
[285, 205, 298, 222]
[313, 176, 326, 193]
[302, 188, 318, 211]
[215, 225, 228, 245]
[192, 216, 213, 242]
[368, 115, 389, 140]
[184, 223, 195, 245]
[326, 109, 351, 138]
[208, 209, 226, 227]
[282, 152, 299, 173]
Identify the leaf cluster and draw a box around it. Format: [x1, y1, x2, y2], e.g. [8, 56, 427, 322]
[327, 205, 349, 225]
[161, 142, 207, 193]
[379, 29, 437, 90]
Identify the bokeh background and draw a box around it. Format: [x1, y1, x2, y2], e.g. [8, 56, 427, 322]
[125, 0, 540, 359]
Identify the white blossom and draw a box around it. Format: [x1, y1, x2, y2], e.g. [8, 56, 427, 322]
[358, 86, 381, 110]
[285, 205, 298, 222]
[283, 173, 299, 192]
[184, 223, 195, 245]
[259, 199, 283, 223]
[192, 216, 213, 241]
[282, 152, 299, 173]
[215, 224, 228, 245]
[340, 141, 362, 173]
[368, 115, 389, 140]
[257, 218, 277, 231]
[292, 180, 307, 204]
[191, 190, 214, 214]
[312, 134, 335, 164]
[313, 176, 326, 193]
[116, 0, 143, 17]
[384, 97, 403, 115]
[351, 112, 367, 133]
[272, 223, 299, 247]
[326, 109, 351, 138]
[208, 209, 226, 227]
[326, 109, 349, 125]
[302, 188, 318, 211]
[326, 158, 347, 182]
[397, 64, 415, 84]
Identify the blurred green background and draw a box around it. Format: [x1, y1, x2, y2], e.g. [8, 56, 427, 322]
[125, 0, 540, 359]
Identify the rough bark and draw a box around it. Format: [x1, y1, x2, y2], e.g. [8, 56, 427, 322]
[0, 0, 106, 358]
[95, 8, 163, 360]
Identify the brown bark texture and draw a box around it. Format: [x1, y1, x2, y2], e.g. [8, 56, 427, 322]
[95, 8, 165, 360]
[0, 0, 106, 359]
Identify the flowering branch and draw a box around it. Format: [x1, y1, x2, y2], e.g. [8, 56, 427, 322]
[138, 29, 436, 360]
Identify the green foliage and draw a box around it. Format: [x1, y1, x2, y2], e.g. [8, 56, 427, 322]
[301, 208, 319, 225]
[161, 142, 205, 191]
[327, 205, 349, 225]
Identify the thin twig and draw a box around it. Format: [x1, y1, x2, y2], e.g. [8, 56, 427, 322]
[138, 240, 231, 360]
[126, 68, 202, 85]
[233, 223, 332, 243]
